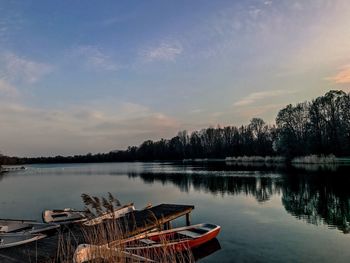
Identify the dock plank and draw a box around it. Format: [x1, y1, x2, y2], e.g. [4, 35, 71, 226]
[116, 204, 194, 236]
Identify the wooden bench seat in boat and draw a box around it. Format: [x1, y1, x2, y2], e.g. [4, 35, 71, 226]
[178, 230, 202, 238]
[198, 226, 212, 232]
[139, 238, 157, 245]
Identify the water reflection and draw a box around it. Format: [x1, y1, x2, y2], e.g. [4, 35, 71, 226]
[192, 238, 221, 261]
[129, 172, 281, 203]
[282, 169, 350, 233]
[2, 163, 350, 234]
[128, 164, 350, 234]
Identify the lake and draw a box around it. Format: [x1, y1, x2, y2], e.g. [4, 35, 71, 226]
[1, 162, 350, 262]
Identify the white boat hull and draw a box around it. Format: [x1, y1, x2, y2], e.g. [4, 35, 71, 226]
[83, 204, 135, 226]
[0, 233, 46, 249]
[0, 220, 59, 235]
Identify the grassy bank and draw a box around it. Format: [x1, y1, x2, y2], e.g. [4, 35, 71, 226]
[224, 155, 350, 165]
[225, 156, 286, 163]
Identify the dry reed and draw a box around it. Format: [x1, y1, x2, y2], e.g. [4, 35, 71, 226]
[52, 193, 194, 263]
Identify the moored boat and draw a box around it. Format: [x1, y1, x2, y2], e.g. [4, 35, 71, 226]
[42, 208, 87, 224]
[83, 203, 135, 227]
[0, 219, 59, 235]
[0, 233, 46, 249]
[74, 223, 220, 262]
[42, 203, 135, 226]
[123, 223, 221, 252]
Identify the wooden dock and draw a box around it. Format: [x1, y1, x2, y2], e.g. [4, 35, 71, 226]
[0, 203, 194, 262]
[114, 203, 194, 236]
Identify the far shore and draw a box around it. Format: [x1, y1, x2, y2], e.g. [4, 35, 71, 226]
[185, 155, 350, 165]
[2, 154, 350, 167]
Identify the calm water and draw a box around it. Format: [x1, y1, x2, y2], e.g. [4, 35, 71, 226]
[1, 162, 350, 262]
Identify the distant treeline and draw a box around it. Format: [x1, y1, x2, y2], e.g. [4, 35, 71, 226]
[1, 90, 349, 165]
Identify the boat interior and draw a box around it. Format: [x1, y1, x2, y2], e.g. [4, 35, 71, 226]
[130, 224, 217, 246]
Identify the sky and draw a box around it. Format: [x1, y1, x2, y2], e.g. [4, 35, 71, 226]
[0, 0, 350, 157]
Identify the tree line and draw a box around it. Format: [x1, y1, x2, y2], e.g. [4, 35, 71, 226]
[1, 90, 349, 165]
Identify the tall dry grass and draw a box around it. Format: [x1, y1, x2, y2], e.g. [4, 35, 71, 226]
[52, 193, 194, 263]
[225, 156, 286, 163]
[291, 154, 337, 164]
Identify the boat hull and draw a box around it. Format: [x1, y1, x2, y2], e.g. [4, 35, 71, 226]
[42, 203, 135, 226]
[185, 226, 220, 249]
[124, 223, 221, 253]
[73, 223, 221, 263]
[42, 209, 87, 224]
[83, 204, 135, 226]
[0, 220, 59, 235]
[0, 233, 46, 249]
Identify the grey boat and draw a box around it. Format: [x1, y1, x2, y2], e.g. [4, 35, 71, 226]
[0, 233, 46, 249]
[0, 219, 59, 235]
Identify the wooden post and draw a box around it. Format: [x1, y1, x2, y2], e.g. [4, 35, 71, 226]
[164, 222, 170, 230]
[186, 213, 191, 226]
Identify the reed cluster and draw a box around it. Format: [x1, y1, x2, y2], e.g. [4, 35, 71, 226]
[291, 154, 337, 164]
[225, 156, 286, 163]
[52, 193, 194, 263]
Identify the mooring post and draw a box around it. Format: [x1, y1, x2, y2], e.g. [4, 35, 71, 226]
[186, 212, 191, 226]
[164, 222, 170, 230]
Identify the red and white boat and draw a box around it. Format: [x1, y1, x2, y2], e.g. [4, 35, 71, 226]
[74, 223, 220, 262]
[123, 223, 220, 252]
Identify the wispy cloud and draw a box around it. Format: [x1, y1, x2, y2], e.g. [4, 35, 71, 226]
[0, 52, 52, 97]
[249, 7, 262, 19]
[186, 3, 275, 60]
[328, 65, 350, 84]
[236, 103, 285, 120]
[141, 41, 183, 62]
[100, 12, 137, 26]
[234, 90, 293, 106]
[280, 1, 350, 76]
[0, 24, 8, 40]
[0, 79, 19, 96]
[0, 9, 23, 44]
[190, 108, 204, 114]
[291, 1, 304, 11]
[2, 52, 52, 83]
[0, 101, 179, 156]
[73, 46, 120, 71]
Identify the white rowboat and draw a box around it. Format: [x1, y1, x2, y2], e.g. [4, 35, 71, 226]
[0, 233, 46, 249]
[83, 203, 135, 226]
[0, 219, 59, 235]
[42, 208, 87, 224]
[42, 203, 135, 226]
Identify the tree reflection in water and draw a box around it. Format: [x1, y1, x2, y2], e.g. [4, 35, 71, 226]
[128, 164, 350, 234]
[282, 166, 350, 233]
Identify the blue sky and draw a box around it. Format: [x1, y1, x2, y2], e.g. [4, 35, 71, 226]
[0, 0, 349, 156]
